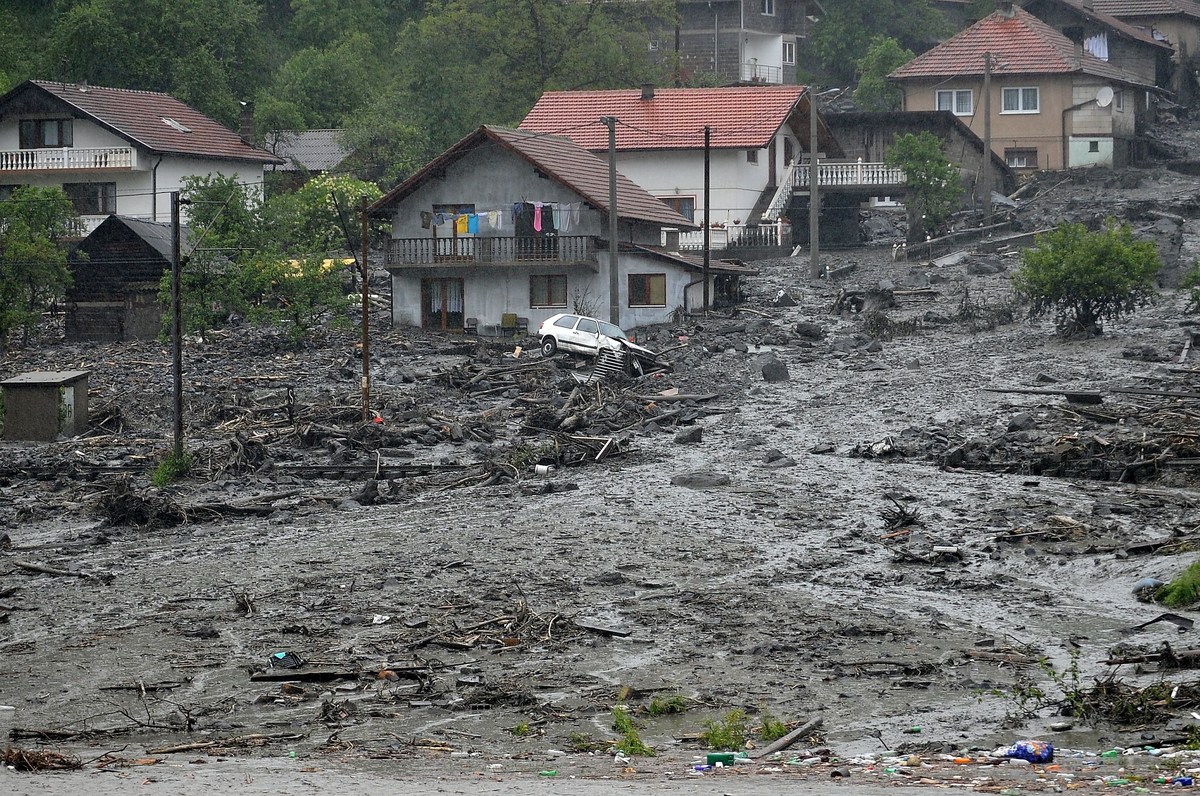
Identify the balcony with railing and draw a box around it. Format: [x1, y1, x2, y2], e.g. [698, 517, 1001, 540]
[386, 235, 598, 268]
[0, 146, 136, 172]
[740, 62, 782, 84]
[793, 159, 906, 191]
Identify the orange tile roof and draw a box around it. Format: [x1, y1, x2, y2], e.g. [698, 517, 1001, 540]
[519, 86, 815, 152]
[3, 80, 282, 164]
[890, 5, 1154, 86]
[1092, 0, 1200, 18]
[370, 126, 698, 229]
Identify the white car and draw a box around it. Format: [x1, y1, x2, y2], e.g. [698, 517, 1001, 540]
[537, 313, 655, 359]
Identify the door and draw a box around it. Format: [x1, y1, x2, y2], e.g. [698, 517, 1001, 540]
[421, 278, 465, 330]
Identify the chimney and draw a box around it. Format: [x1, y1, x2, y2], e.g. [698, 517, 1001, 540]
[996, 1, 1015, 17]
[663, 228, 680, 252]
[76, 79, 88, 93]
[640, 83, 655, 100]
[238, 100, 255, 145]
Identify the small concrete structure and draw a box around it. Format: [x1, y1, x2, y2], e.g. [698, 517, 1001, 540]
[0, 371, 90, 441]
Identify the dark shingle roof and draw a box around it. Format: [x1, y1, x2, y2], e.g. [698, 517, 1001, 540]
[370, 126, 698, 229]
[1025, 0, 1174, 48]
[3, 80, 283, 164]
[265, 129, 350, 172]
[1092, 0, 1200, 18]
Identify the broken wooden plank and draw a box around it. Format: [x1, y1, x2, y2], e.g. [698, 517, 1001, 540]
[982, 387, 1103, 404]
[574, 620, 633, 638]
[1110, 387, 1200, 400]
[249, 668, 358, 683]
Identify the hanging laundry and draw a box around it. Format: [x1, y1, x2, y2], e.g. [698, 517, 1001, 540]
[455, 214, 469, 234]
[467, 214, 479, 234]
[533, 202, 543, 232]
[488, 210, 501, 230]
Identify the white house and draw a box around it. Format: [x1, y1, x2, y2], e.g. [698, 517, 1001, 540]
[0, 80, 283, 232]
[518, 85, 844, 247]
[368, 125, 754, 334]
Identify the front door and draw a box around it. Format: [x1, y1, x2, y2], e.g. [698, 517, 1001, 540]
[421, 278, 465, 330]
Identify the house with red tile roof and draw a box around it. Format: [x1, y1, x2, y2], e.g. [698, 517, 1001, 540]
[1022, 0, 1174, 87]
[518, 85, 843, 240]
[889, 2, 1161, 170]
[1090, 0, 1200, 98]
[368, 125, 753, 333]
[0, 80, 282, 233]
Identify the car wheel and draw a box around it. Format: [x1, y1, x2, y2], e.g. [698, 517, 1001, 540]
[541, 336, 558, 357]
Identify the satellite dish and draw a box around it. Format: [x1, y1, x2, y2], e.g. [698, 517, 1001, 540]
[1096, 86, 1114, 107]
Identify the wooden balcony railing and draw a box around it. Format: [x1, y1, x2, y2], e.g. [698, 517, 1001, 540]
[0, 146, 135, 172]
[386, 235, 598, 266]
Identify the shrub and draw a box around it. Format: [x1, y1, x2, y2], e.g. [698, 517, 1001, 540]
[612, 706, 655, 757]
[1183, 260, 1200, 313]
[1157, 560, 1200, 608]
[151, 452, 193, 487]
[699, 709, 748, 750]
[1012, 220, 1160, 337]
[885, 132, 963, 240]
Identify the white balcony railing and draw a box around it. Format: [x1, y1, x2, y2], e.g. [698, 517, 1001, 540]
[0, 147, 135, 172]
[794, 158, 906, 190]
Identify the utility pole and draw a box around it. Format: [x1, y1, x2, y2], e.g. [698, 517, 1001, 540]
[360, 197, 371, 423]
[808, 87, 821, 279]
[170, 191, 184, 460]
[603, 116, 620, 326]
[703, 125, 711, 312]
[982, 51, 993, 225]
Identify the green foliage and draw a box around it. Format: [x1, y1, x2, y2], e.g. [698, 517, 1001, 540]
[1157, 560, 1200, 608]
[263, 174, 383, 256]
[1012, 221, 1161, 337]
[241, 251, 352, 342]
[647, 694, 688, 716]
[510, 721, 532, 737]
[854, 36, 914, 112]
[0, 186, 77, 346]
[757, 711, 789, 743]
[566, 731, 603, 752]
[152, 452, 193, 487]
[611, 705, 655, 757]
[1183, 260, 1200, 313]
[699, 709, 748, 751]
[885, 131, 963, 240]
[812, 0, 947, 83]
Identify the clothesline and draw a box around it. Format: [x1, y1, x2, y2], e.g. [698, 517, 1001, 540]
[421, 201, 583, 234]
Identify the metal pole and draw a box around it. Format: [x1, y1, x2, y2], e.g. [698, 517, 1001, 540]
[170, 191, 184, 460]
[982, 52, 993, 225]
[360, 197, 371, 423]
[808, 87, 821, 279]
[604, 116, 620, 326]
[703, 125, 711, 312]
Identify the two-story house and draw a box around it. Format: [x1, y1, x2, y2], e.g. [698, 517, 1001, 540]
[519, 84, 845, 249]
[1091, 0, 1200, 99]
[369, 125, 753, 334]
[0, 80, 282, 233]
[663, 0, 824, 85]
[889, 3, 1160, 170]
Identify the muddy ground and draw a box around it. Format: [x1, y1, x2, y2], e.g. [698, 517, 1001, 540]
[2, 160, 1200, 792]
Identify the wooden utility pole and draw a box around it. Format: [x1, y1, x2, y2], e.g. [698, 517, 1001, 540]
[360, 197, 371, 423]
[170, 191, 184, 460]
[808, 87, 821, 279]
[982, 52, 993, 225]
[603, 116, 620, 326]
[703, 124, 711, 311]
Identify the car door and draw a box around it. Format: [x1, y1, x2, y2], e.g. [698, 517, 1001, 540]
[573, 316, 601, 354]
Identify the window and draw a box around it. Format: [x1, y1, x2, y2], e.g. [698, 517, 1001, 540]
[19, 118, 73, 149]
[661, 196, 695, 222]
[783, 40, 795, 65]
[1001, 87, 1039, 113]
[628, 273, 667, 307]
[761, 0, 774, 15]
[1115, 90, 1124, 111]
[936, 89, 973, 116]
[1004, 148, 1038, 169]
[63, 182, 116, 215]
[577, 317, 599, 334]
[530, 275, 567, 308]
[1088, 140, 1100, 153]
[747, 149, 759, 164]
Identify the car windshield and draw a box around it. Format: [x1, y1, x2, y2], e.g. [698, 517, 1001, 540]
[598, 322, 628, 340]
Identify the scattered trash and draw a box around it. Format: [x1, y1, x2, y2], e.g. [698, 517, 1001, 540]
[1000, 740, 1054, 764]
[269, 651, 305, 669]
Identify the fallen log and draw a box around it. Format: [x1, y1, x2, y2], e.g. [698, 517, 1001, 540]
[983, 387, 1103, 404]
[752, 716, 823, 758]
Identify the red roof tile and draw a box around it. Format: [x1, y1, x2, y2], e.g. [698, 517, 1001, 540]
[370, 126, 698, 229]
[1092, 0, 1200, 18]
[1027, 0, 1174, 48]
[518, 86, 836, 153]
[890, 5, 1154, 86]
[10, 80, 282, 164]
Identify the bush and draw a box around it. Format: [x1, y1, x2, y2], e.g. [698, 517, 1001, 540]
[1183, 260, 1200, 313]
[885, 132, 963, 240]
[1012, 220, 1160, 337]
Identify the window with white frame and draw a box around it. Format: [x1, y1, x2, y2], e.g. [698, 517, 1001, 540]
[782, 40, 795, 65]
[936, 89, 973, 116]
[1114, 89, 1124, 111]
[1004, 148, 1038, 168]
[1001, 86, 1039, 113]
[761, 0, 775, 15]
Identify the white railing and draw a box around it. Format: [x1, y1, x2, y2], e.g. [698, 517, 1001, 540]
[763, 160, 799, 222]
[0, 146, 135, 172]
[673, 220, 791, 251]
[794, 158, 906, 189]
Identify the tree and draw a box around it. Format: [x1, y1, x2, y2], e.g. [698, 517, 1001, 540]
[1012, 221, 1161, 337]
[853, 36, 913, 112]
[885, 131, 963, 241]
[812, 0, 947, 83]
[0, 187, 77, 345]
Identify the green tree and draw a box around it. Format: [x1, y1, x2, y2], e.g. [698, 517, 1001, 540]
[0, 187, 77, 345]
[239, 250, 352, 343]
[262, 173, 383, 256]
[885, 131, 963, 241]
[854, 36, 913, 112]
[259, 34, 377, 130]
[812, 0, 946, 83]
[1012, 221, 1161, 337]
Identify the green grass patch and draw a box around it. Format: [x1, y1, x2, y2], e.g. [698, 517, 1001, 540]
[699, 709, 748, 751]
[566, 731, 603, 753]
[1157, 560, 1200, 608]
[612, 706, 655, 757]
[151, 452, 193, 487]
[758, 711, 789, 742]
[647, 694, 689, 716]
[510, 721, 532, 737]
